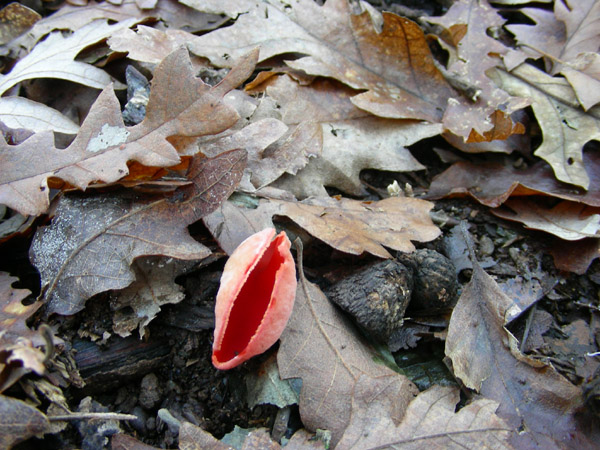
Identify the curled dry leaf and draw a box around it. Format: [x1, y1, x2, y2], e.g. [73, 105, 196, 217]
[445, 237, 584, 447]
[188, 0, 501, 138]
[212, 228, 297, 370]
[278, 246, 417, 446]
[490, 63, 600, 189]
[0, 272, 46, 393]
[492, 198, 600, 240]
[30, 149, 246, 316]
[0, 48, 257, 216]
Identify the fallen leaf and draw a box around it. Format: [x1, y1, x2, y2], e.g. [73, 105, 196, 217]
[112, 433, 162, 450]
[0, 48, 256, 216]
[561, 52, 600, 110]
[427, 0, 528, 138]
[490, 63, 600, 189]
[0, 19, 134, 96]
[188, 0, 498, 138]
[548, 236, 600, 274]
[30, 149, 246, 316]
[0, 2, 40, 45]
[0, 272, 46, 393]
[108, 25, 198, 64]
[267, 196, 441, 258]
[492, 198, 600, 240]
[427, 151, 600, 208]
[0, 96, 79, 134]
[0, 395, 49, 449]
[178, 421, 234, 449]
[278, 255, 417, 445]
[336, 384, 513, 449]
[255, 75, 440, 198]
[111, 257, 195, 338]
[445, 242, 584, 447]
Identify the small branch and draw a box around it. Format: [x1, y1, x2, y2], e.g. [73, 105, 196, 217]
[48, 412, 137, 422]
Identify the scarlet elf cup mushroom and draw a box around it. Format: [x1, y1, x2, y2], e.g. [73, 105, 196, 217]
[212, 228, 297, 370]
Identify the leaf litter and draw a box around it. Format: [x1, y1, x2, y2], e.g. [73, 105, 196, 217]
[0, 0, 599, 448]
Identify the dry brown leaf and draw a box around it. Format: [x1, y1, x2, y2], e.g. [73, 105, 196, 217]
[0, 3, 40, 45]
[0, 19, 134, 96]
[427, 151, 600, 208]
[188, 0, 499, 138]
[560, 52, 600, 110]
[0, 48, 256, 216]
[337, 384, 513, 449]
[278, 257, 417, 446]
[111, 257, 195, 338]
[548, 236, 600, 274]
[492, 198, 600, 240]
[253, 75, 440, 198]
[108, 25, 197, 64]
[30, 149, 246, 316]
[507, 0, 600, 74]
[112, 433, 162, 450]
[427, 0, 528, 137]
[0, 394, 49, 449]
[178, 422, 233, 450]
[490, 63, 600, 189]
[446, 242, 584, 448]
[0, 272, 46, 393]
[268, 196, 441, 258]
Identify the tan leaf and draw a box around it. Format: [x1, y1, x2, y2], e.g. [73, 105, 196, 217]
[427, 0, 529, 137]
[268, 196, 441, 258]
[560, 52, 600, 110]
[492, 198, 600, 240]
[0, 395, 49, 449]
[0, 48, 256, 216]
[188, 0, 498, 137]
[0, 97, 79, 134]
[490, 63, 600, 189]
[0, 272, 46, 393]
[178, 422, 233, 450]
[108, 25, 198, 64]
[0, 19, 135, 95]
[446, 248, 583, 447]
[337, 384, 513, 449]
[30, 149, 246, 316]
[111, 257, 195, 338]
[257, 75, 440, 198]
[278, 258, 417, 446]
[112, 433, 162, 450]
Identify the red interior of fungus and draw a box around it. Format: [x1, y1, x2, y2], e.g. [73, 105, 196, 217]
[214, 237, 284, 363]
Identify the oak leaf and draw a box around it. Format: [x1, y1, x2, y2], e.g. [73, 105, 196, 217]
[188, 0, 498, 138]
[0, 272, 46, 393]
[278, 257, 417, 446]
[492, 198, 600, 240]
[427, 151, 600, 208]
[336, 384, 512, 449]
[0, 97, 79, 134]
[446, 242, 584, 448]
[255, 75, 441, 198]
[490, 63, 600, 189]
[0, 48, 256, 216]
[30, 149, 246, 316]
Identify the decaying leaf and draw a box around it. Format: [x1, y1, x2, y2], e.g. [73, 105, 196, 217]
[0, 48, 256, 216]
[188, 0, 501, 138]
[0, 19, 135, 96]
[0, 395, 49, 449]
[491, 63, 600, 189]
[254, 75, 440, 198]
[0, 2, 40, 46]
[427, 0, 528, 138]
[265, 196, 441, 258]
[278, 254, 417, 445]
[428, 151, 600, 208]
[336, 384, 513, 449]
[560, 52, 600, 111]
[111, 257, 196, 338]
[492, 198, 600, 240]
[0, 97, 79, 135]
[0, 272, 46, 393]
[445, 239, 584, 447]
[30, 149, 246, 316]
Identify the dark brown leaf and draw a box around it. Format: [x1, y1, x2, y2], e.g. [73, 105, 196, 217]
[30, 149, 246, 316]
[0, 395, 49, 449]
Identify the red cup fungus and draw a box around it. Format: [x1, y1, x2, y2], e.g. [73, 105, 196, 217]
[212, 228, 297, 370]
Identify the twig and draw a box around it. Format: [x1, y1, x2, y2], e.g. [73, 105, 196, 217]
[48, 412, 137, 422]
